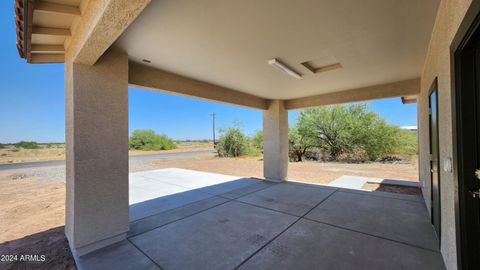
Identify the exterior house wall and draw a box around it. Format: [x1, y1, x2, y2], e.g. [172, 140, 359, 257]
[418, 0, 472, 269]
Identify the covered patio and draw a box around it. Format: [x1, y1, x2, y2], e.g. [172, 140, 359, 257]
[16, 0, 476, 268]
[76, 169, 444, 269]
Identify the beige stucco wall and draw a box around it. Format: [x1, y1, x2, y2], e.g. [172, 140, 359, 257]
[66, 0, 150, 66]
[418, 0, 472, 269]
[65, 48, 129, 255]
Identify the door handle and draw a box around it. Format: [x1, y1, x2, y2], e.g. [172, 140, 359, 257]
[470, 189, 480, 198]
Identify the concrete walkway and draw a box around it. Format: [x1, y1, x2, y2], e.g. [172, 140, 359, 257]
[77, 169, 444, 270]
[328, 175, 420, 190]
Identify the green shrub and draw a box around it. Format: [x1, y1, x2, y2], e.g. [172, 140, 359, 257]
[295, 103, 410, 161]
[15, 141, 40, 149]
[395, 130, 418, 156]
[0, 143, 4, 149]
[129, 129, 176, 150]
[217, 127, 249, 157]
[250, 130, 263, 151]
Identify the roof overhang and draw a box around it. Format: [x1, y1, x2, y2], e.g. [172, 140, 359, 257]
[14, 0, 150, 65]
[401, 95, 418, 104]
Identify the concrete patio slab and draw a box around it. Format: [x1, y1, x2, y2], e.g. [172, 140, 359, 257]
[77, 240, 160, 270]
[133, 168, 240, 189]
[76, 169, 444, 270]
[193, 177, 261, 196]
[129, 169, 267, 221]
[130, 201, 297, 270]
[218, 180, 277, 199]
[328, 175, 380, 190]
[128, 196, 229, 237]
[305, 190, 439, 250]
[129, 189, 213, 221]
[130, 175, 194, 204]
[238, 182, 335, 216]
[238, 219, 445, 270]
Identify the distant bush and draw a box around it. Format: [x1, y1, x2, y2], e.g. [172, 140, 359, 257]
[15, 141, 40, 149]
[244, 130, 264, 157]
[0, 143, 4, 149]
[217, 127, 249, 157]
[129, 129, 176, 150]
[250, 130, 263, 151]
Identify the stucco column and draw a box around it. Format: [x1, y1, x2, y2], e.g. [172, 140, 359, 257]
[65, 48, 129, 256]
[263, 100, 288, 181]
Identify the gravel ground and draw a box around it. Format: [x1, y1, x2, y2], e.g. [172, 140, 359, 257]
[0, 158, 172, 183]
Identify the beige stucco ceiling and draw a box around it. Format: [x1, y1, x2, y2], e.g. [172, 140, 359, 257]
[117, 0, 440, 100]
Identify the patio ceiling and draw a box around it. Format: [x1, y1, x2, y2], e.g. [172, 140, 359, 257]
[117, 0, 440, 100]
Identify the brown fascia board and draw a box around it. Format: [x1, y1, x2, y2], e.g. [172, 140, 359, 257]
[24, 0, 35, 63]
[14, 0, 25, 58]
[14, 0, 34, 62]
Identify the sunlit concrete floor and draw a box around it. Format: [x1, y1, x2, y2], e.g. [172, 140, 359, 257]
[76, 168, 445, 270]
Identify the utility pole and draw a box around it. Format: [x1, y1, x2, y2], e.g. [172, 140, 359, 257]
[211, 112, 216, 146]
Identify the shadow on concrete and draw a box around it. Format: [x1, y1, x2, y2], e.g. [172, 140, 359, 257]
[0, 226, 75, 270]
[129, 176, 268, 222]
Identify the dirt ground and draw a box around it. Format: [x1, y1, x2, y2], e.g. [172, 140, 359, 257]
[0, 141, 213, 164]
[148, 156, 419, 184]
[0, 178, 71, 270]
[0, 156, 419, 269]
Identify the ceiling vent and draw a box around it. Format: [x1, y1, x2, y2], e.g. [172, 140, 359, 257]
[301, 62, 342, 74]
[301, 53, 342, 74]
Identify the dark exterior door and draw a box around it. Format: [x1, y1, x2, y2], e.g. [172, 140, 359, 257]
[455, 15, 480, 269]
[429, 81, 441, 242]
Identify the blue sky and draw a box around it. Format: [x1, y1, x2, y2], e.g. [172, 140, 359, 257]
[0, 1, 416, 143]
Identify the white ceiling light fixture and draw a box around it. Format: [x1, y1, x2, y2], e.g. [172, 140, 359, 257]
[268, 58, 302, 80]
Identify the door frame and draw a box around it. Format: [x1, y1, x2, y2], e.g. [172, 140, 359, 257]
[451, 1, 480, 269]
[428, 78, 441, 243]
